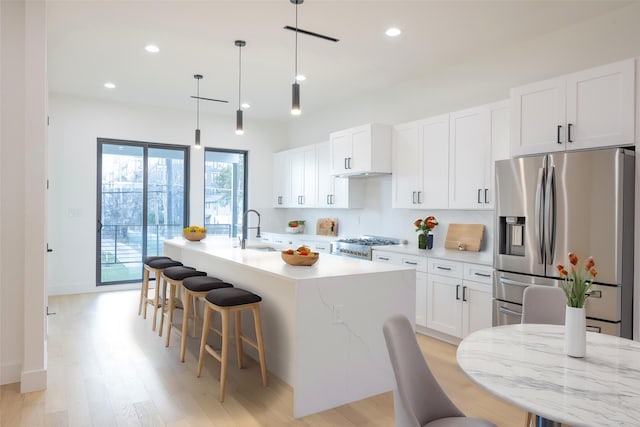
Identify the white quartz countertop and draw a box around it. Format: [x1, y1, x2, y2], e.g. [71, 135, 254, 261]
[165, 237, 413, 281]
[371, 244, 493, 266]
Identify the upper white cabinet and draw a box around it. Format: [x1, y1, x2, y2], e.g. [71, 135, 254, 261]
[273, 150, 290, 207]
[392, 114, 449, 209]
[329, 124, 392, 176]
[289, 145, 317, 207]
[273, 145, 316, 208]
[316, 142, 364, 209]
[449, 100, 509, 209]
[511, 58, 635, 156]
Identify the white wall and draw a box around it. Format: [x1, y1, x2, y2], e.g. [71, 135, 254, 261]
[0, 0, 47, 390]
[47, 94, 288, 295]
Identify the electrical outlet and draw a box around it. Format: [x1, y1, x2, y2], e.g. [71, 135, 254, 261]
[333, 304, 344, 323]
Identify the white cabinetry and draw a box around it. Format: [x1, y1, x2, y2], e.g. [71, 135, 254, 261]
[449, 100, 509, 209]
[426, 258, 492, 338]
[392, 114, 449, 209]
[372, 250, 427, 327]
[316, 142, 364, 208]
[329, 124, 391, 176]
[273, 145, 316, 208]
[461, 264, 493, 337]
[511, 58, 635, 156]
[273, 151, 290, 207]
[289, 145, 316, 207]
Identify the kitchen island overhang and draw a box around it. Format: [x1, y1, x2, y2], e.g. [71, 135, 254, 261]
[163, 238, 416, 418]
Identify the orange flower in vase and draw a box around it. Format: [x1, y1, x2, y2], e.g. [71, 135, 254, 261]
[414, 216, 438, 250]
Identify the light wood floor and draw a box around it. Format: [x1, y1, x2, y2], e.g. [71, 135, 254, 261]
[1, 290, 525, 426]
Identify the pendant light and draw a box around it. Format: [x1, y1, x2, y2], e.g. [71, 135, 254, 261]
[291, 0, 303, 116]
[194, 74, 203, 148]
[235, 40, 246, 135]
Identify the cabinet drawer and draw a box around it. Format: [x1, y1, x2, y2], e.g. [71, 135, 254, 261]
[313, 242, 331, 254]
[371, 250, 401, 265]
[463, 264, 493, 284]
[428, 258, 463, 278]
[400, 255, 427, 272]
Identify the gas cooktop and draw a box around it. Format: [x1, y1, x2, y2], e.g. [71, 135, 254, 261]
[331, 235, 407, 260]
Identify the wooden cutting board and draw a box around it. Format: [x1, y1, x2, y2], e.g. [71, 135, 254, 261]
[444, 224, 484, 252]
[316, 218, 338, 236]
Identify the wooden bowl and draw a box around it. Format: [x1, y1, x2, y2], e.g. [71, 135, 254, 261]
[183, 231, 206, 241]
[281, 251, 319, 266]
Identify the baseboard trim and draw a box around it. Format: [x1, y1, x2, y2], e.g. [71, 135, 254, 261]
[20, 368, 47, 392]
[1, 362, 21, 385]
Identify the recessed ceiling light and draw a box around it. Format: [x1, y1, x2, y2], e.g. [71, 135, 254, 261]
[104, 82, 116, 89]
[241, 103, 251, 109]
[145, 44, 160, 53]
[385, 27, 402, 37]
[295, 74, 306, 82]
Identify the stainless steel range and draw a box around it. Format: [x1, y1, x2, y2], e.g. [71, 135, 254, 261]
[331, 236, 406, 260]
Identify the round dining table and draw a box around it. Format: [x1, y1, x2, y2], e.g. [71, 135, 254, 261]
[457, 324, 640, 427]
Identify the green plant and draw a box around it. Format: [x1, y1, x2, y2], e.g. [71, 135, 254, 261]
[556, 252, 597, 308]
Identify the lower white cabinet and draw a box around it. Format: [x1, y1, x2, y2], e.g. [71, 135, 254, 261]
[426, 274, 463, 336]
[426, 259, 492, 339]
[372, 251, 492, 338]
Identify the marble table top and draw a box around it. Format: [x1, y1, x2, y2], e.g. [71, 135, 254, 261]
[457, 324, 640, 426]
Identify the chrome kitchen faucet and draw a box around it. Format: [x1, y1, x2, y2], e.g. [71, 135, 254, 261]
[241, 209, 261, 249]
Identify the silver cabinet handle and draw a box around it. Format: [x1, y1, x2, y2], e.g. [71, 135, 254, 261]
[417, 191, 422, 204]
[344, 158, 348, 170]
[404, 261, 418, 266]
[534, 166, 545, 265]
[436, 266, 452, 271]
[484, 188, 489, 204]
[477, 189, 482, 204]
[412, 191, 417, 204]
[462, 286, 467, 302]
[378, 256, 390, 261]
[455, 284, 461, 300]
[474, 272, 491, 278]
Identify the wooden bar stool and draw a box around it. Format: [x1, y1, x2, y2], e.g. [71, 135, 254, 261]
[160, 266, 207, 341]
[139, 256, 169, 316]
[179, 276, 233, 362]
[140, 257, 183, 332]
[197, 287, 267, 402]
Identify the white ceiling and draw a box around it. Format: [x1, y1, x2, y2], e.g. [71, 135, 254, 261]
[47, 0, 631, 121]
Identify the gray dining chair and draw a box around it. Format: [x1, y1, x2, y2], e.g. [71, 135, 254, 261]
[383, 315, 496, 427]
[522, 285, 566, 325]
[521, 285, 566, 427]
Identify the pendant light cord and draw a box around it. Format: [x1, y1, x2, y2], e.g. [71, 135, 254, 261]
[294, 1, 298, 79]
[238, 45, 242, 109]
[196, 78, 200, 128]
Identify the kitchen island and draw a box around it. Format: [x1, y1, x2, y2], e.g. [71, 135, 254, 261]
[163, 237, 416, 418]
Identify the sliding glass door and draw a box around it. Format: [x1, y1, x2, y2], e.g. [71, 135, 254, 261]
[97, 139, 188, 285]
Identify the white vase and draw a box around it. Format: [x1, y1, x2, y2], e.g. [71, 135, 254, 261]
[564, 306, 586, 358]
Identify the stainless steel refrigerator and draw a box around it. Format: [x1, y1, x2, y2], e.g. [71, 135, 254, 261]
[493, 148, 634, 338]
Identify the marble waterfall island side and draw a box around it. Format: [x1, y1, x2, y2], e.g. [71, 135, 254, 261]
[164, 238, 416, 418]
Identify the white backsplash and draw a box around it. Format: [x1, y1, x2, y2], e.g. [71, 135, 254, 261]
[266, 175, 495, 255]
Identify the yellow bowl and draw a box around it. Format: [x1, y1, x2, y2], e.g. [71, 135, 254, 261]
[281, 251, 319, 266]
[183, 231, 206, 241]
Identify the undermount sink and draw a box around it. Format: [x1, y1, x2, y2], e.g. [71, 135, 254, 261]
[248, 246, 278, 252]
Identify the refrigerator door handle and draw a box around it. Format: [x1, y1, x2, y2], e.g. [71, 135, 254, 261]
[545, 164, 556, 265]
[499, 277, 531, 288]
[534, 166, 545, 265]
